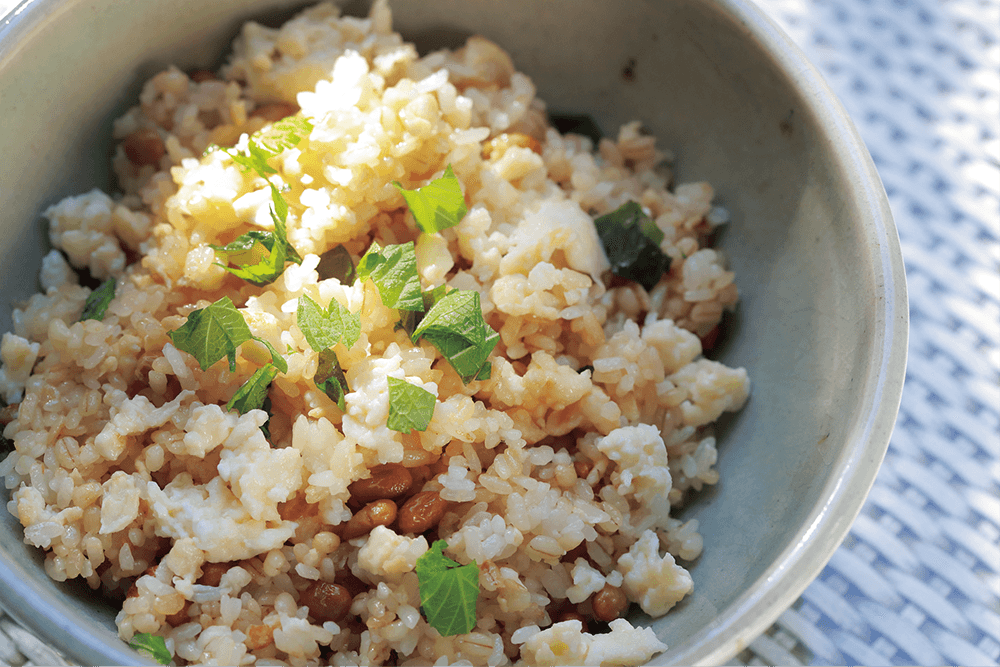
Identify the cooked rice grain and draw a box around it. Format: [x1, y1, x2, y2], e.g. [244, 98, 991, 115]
[0, 1, 750, 665]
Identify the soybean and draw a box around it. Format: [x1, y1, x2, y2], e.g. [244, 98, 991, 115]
[122, 128, 165, 167]
[197, 562, 229, 587]
[555, 610, 589, 632]
[591, 584, 629, 622]
[342, 499, 397, 540]
[299, 581, 353, 623]
[187, 69, 216, 83]
[398, 491, 449, 534]
[348, 464, 412, 504]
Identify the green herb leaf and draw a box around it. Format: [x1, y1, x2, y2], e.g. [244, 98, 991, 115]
[397, 284, 450, 336]
[394, 164, 468, 234]
[227, 363, 279, 415]
[268, 182, 302, 266]
[128, 633, 172, 665]
[210, 230, 272, 263]
[411, 290, 497, 384]
[314, 347, 349, 411]
[225, 116, 314, 178]
[327, 299, 361, 349]
[416, 540, 479, 636]
[423, 283, 450, 308]
[260, 396, 273, 440]
[356, 242, 424, 312]
[593, 200, 670, 291]
[212, 115, 308, 286]
[386, 377, 436, 433]
[80, 277, 116, 322]
[297, 294, 335, 351]
[210, 193, 301, 287]
[168, 297, 253, 372]
[297, 294, 361, 352]
[316, 244, 356, 283]
[211, 233, 286, 286]
[253, 336, 288, 374]
[260, 116, 313, 159]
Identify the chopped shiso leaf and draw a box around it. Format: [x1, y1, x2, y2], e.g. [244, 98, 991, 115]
[128, 632, 172, 665]
[325, 299, 361, 350]
[210, 230, 272, 266]
[411, 290, 497, 384]
[593, 200, 670, 291]
[80, 277, 116, 322]
[267, 182, 303, 265]
[396, 284, 450, 336]
[314, 347, 349, 411]
[316, 244, 356, 283]
[394, 164, 468, 234]
[210, 196, 301, 286]
[474, 359, 492, 381]
[210, 232, 288, 286]
[227, 363, 279, 415]
[221, 115, 314, 178]
[259, 396, 273, 439]
[416, 539, 479, 637]
[296, 294, 361, 352]
[209, 115, 309, 285]
[423, 283, 449, 308]
[386, 377, 436, 433]
[356, 241, 424, 312]
[253, 336, 289, 374]
[168, 297, 253, 372]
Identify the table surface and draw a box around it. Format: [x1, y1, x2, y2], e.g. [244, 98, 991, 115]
[0, 0, 997, 665]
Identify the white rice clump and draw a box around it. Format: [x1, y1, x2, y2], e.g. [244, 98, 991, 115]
[0, 2, 749, 665]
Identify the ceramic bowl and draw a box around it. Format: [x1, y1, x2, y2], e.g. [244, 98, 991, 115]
[0, 0, 907, 664]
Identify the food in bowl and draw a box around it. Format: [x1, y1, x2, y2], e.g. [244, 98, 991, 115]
[0, 1, 749, 664]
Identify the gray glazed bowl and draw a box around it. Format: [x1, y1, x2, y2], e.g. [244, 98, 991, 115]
[0, 0, 907, 664]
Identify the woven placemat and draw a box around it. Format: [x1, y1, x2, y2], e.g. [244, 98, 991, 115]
[1, 0, 997, 666]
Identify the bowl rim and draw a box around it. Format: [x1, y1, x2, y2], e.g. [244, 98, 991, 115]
[0, 0, 908, 665]
[660, 0, 908, 663]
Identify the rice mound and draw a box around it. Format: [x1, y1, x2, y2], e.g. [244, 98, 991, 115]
[0, 2, 749, 665]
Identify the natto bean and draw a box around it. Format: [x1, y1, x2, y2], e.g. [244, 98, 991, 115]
[299, 581, 353, 624]
[348, 464, 412, 504]
[197, 562, 229, 587]
[122, 128, 165, 167]
[187, 69, 217, 83]
[591, 584, 629, 622]
[342, 499, 397, 540]
[397, 490, 449, 534]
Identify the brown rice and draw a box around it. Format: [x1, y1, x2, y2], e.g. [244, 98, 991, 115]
[0, 2, 749, 665]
